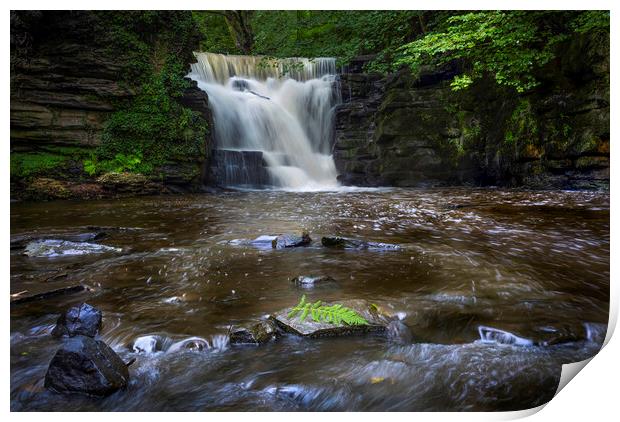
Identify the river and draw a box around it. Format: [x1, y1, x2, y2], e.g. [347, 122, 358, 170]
[10, 187, 609, 411]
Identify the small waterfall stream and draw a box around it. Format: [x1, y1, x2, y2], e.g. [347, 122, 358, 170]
[188, 52, 341, 190]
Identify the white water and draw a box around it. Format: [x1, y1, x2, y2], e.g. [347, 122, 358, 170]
[188, 52, 341, 190]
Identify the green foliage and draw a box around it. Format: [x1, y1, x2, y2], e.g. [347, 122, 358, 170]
[83, 152, 144, 176]
[251, 11, 426, 71]
[396, 11, 610, 93]
[505, 99, 538, 145]
[288, 295, 369, 326]
[85, 11, 208, 176]
[193, 11, 241, 54]
[11, 153, 68, 178]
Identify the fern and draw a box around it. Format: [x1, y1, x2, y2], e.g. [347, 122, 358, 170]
[287, 295, 369, 326]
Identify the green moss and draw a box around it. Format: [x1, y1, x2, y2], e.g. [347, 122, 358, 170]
[83, 12, 208, 177]
[504, 99, 539, 146]
[11, 153, 70, 178]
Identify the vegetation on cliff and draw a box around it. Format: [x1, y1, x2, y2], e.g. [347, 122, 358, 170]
[85, 12, 208, 176]
[10, 11, 209, 183]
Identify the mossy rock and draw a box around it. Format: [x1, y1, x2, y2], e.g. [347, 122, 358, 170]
[27, 178, 72, 200]
[96, 172, 157, 193]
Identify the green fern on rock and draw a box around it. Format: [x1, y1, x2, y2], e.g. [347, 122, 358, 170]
[287, 295, 369, 326]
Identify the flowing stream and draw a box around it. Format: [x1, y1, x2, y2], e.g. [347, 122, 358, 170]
[188, 52, 340, 190]
[10, 188, 609, 411]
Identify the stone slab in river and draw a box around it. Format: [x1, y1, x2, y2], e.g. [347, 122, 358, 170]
[24, 239, 121, 257]
[270, 299, 390, 338]
[44, 335, 129, 397]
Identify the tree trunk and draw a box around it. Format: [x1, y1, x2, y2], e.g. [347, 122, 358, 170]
[223, 11, 254, 54]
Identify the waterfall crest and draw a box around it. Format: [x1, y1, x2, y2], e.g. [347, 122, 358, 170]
[188, 52, 340, 190]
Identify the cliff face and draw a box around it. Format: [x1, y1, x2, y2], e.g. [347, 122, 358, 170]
[334, 32, 609, 190]
[10, 11, 213, 199]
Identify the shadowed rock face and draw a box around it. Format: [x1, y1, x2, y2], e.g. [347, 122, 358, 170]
[10, 11, 214, 199]
[52, 303, 103, 338]
[334, 32, 609, 190]
[44, 335, 129, 397]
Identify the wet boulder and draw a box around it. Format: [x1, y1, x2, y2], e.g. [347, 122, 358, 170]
[51, 303, 102, 338]
[24, 239, 121, 257]
[44, 335, 129, 397]
[291, 275, 337, 288]
[272, 231, 311, 249]
[132, 335, 165, 354]
[230, 320, 278, 345]
[270, 299, 389, 339]
[321, 236, 400, 251]
[10, 285, 88, 305]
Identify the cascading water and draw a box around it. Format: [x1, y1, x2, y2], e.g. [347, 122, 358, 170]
[188, 52, 341, 190]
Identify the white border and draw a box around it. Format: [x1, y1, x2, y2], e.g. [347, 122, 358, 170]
[3, 1, 617, 420]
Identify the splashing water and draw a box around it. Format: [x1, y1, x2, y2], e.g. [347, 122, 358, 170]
[188, 52, 341, 190]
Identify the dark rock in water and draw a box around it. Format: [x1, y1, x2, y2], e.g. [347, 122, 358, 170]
[272, 232, 312, 249]
[10, 285, 88, 305]
[291, 275, 337, 288]
[386, 320, 413, 344]
[52, 303, 102, 338]
[321, 236, 400, 251]
[23, 239, 121, 257]
[44, 335, 129, 397]
[248, 235, 278, 249]
[270, 299, 390, 338]
[230, 320, 278, 345]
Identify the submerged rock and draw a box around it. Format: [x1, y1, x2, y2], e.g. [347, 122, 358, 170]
[272, 232, 312, 249]
[11, 231, 107, 250]
[44, 335, 129, 397]
[166, 337, 210, 353]
[230, 320, 278, 345]
[248, 235, 278, 249]
[247, 231, 312, 249]
[291, 275, 337, 288]
[270, 299, 389, 338]
[52, 303, 102, 338]
[24, 239, 121, 257]
[386, 320, 413, 344]
[478, 324, 587, 347]
[10, 285, 88, 305]
[321, 236, 400, 250]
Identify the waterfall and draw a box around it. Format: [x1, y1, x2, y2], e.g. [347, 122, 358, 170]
[188, 52, 341, 190]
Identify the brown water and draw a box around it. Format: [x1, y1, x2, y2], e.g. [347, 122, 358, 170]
[10, 188, 609, 411]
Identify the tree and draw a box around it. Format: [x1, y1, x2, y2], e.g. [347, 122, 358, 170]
[207, 10, 254, 54]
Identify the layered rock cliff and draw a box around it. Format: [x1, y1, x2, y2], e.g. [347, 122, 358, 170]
[10, 11, 213, 200]
[334, 32, 609, 190]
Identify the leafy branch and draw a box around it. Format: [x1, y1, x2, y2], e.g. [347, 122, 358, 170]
[287, 295, 369, 326]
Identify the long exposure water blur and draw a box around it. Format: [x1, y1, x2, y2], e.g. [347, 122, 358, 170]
[10, 187, 609, 411]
